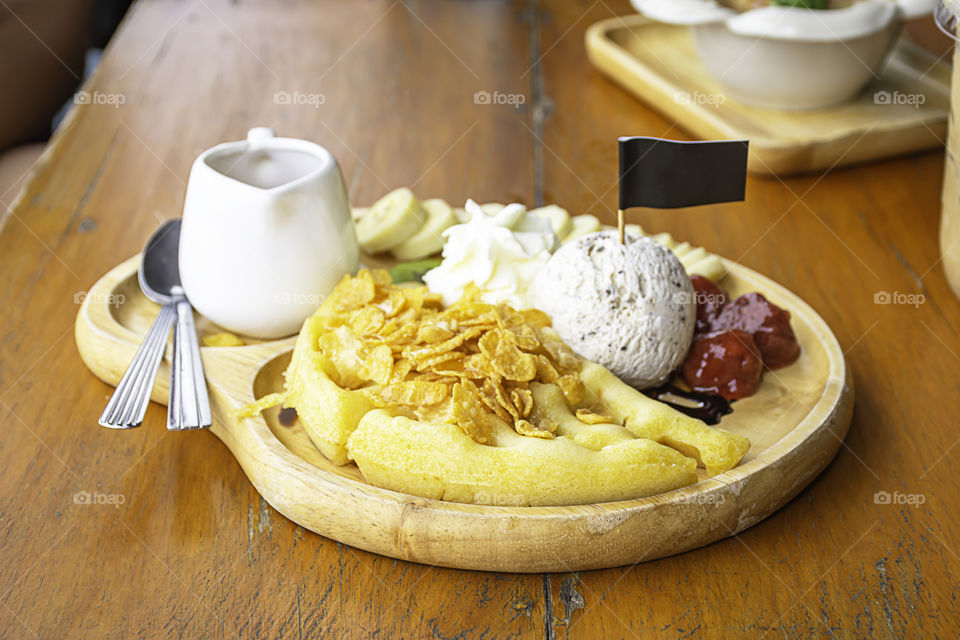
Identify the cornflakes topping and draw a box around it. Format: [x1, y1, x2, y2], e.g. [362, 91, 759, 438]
[316, 270, 587, 442]
[515, 419, 557, 439]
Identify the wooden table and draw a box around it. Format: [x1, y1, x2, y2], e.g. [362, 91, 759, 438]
[1, 1, 957, 637]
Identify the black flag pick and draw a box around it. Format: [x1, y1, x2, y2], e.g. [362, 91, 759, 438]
[618, 137, 749, 210]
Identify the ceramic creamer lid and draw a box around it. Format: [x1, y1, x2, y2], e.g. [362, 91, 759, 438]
[246, 126, 275, 147]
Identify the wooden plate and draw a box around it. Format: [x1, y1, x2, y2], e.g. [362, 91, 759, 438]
[585, 15, 950, 177]
[75, 255, 852, 572]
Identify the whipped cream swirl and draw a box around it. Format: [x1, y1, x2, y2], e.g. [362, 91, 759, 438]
[423, 199, 557, 307]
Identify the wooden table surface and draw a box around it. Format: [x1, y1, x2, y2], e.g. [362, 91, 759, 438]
[1, 0, 958, 637]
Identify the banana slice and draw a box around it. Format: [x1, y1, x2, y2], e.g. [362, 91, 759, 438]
[529, 205, 572, 238]
[650, 232, 676, 249]
[685, 254, 726, 281]
[561, 214, 602, 243]
[351, 206, 368, 221]
[671, 241, 692, 258]
[391, 199, 459, 261]
[601, 223, 725, 282]
[681, 246, 708, 264]
[650, 237, 727, 281]
[355, 188, 427, 254]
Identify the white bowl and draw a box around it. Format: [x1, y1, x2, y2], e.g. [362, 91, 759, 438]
[691, 19, 897, 109]
[633, 0, 935, 110]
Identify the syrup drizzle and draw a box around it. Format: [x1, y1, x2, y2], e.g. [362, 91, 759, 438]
[642, 383, 732, 426]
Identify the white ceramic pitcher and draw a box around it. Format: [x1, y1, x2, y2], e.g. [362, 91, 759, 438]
[179, 127, 358, 338]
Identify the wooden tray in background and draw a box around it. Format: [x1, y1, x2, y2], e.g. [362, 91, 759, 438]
[585, 15, 951, 176]
[75, 252, 852, 572]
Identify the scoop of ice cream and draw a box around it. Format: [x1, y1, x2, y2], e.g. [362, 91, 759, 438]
[531, 231, 696, 389]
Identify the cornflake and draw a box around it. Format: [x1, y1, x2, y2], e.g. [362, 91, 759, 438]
[316, 270, 589, 443]
[515, 419, 556, 439]
[575, 408, 616, 425]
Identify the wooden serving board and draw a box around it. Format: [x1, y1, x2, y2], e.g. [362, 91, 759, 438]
[585, 15, 950, 177]
[75, 254, 852, 572]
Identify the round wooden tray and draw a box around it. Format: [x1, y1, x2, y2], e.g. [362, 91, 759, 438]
[75, 254, 852, 572]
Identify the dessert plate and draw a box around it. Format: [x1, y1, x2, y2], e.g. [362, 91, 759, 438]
[76, 254, 852, 572]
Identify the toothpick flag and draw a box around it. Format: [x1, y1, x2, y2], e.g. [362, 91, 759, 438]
[618, 137, 749, 210]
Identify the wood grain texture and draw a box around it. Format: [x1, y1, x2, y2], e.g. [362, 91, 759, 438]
[0, 0, 958, 637]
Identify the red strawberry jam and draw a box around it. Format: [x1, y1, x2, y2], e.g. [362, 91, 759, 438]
[681, 329, 763, 400]
[712, 292, 800, 369]
[690, 274, 728, 334]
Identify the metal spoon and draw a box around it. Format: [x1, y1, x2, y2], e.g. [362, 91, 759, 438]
[98, 219, 211, 429]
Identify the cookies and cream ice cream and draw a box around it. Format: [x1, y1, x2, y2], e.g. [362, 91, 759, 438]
[531, 231, 696, 389]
